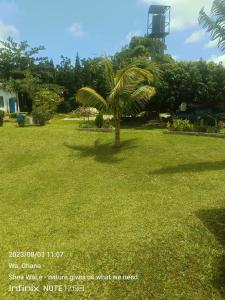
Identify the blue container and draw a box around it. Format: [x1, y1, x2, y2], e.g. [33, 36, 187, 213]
[16, 114, 26, 122]
[16, 114, 26, 127]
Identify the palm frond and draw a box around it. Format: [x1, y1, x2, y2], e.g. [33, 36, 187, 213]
[130, 85, 156, 102]
[199, 4, 225, 52]
[146, 62, 162, 82]
[111, 66, 154, 100]
[76, 87, 107, 111]
[211, 0, 225, 22]
[126, 86, 156, 114]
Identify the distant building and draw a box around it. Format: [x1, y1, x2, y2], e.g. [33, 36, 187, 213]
[0, 85, 20, 113]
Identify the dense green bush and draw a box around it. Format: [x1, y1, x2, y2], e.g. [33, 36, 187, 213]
[95, 112, 104, 128]
[167, 119, 220, 133]
[195, 125, 219, 133]
[167, 119, 194, 132]
[32, 88, 62, 126]
[0, 110, 4, 127]
[32, 105, 51, 126]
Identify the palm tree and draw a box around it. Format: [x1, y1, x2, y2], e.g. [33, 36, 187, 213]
[76, 59, 156, 147]
[199, 0, 225, 52]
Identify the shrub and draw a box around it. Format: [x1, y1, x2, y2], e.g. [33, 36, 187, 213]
[167, 119, 194, 132]
[0, 110, 4, 127]
[32, 105, 51, 126]
[32, 88, 62, 126]
[10, 113, 17, 119]
[167, 119, 220, 133]
[95, 112, 104, 128]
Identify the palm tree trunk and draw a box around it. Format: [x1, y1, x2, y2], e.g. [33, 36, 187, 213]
[115, 118, 120, 147]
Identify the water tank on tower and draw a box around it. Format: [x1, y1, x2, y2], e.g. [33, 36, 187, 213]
[147, 5, 171, 43]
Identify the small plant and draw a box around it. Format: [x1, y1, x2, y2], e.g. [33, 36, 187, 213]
[10, 113, 17, 119]
[16, 114, 26, 127]
[95, 112, 104, 128]
[0, 110, 4, 127]
[167, 119, 194, 132]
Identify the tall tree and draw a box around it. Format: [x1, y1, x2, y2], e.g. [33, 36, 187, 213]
[74, 52, 83, 91]
[0, 37, 45, 80]
[76, 59, 156, 146]
[55, 56, 76, 112]
[113, 35, 167, 69]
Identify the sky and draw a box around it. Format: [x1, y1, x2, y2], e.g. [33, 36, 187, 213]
[0, 0, 224, 65]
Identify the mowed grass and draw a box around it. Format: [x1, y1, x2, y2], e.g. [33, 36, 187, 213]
[0, 120, 225, 300]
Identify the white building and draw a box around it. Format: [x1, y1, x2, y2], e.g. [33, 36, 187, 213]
[0, 86, 20, 113]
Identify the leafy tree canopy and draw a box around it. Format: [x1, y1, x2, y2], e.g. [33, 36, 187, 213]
[0, 37, 45, 80]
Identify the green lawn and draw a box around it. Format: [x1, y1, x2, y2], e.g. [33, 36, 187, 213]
[1, 120, 225, 300]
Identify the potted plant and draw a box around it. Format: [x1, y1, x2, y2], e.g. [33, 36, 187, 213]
[16, 114, 26, 127]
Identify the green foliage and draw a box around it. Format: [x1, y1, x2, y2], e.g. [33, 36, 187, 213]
[2, 35, 225, 118]
[76, 59, 156, 146]
[95, 112, 104, 128]
[32, 88, 62, 125]
[167, 119, 194, 132]
[113, 35, 167, 69]
[0, 110, 4, 127]
[0, 37, 45, 80]
[167, 119, 220, 133]
[148, 60, 225, 113]
[10, 113, 18, 119]
[199, 0, 225, 52]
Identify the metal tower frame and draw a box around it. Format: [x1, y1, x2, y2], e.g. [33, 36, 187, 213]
[147, 5, 171, 44]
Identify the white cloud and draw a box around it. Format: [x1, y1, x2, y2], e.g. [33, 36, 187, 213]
[0, 20, 19, 41]
[68, 22, 86, 38]
[140, 0, 213, 31]
[208, 54, 225, 65]
[172, 54, 179, 60]
[125, 31, 140, 43]
[185, 30, 205, 44]
[205, 39, 219, 48]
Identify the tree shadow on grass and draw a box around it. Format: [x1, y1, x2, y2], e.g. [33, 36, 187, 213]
[196, 209, 225, 298]
[150, 161, 225, 175]
[65, 138, 137, 164]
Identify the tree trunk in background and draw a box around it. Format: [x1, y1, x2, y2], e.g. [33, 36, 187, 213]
[115, 118, 120, 147]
